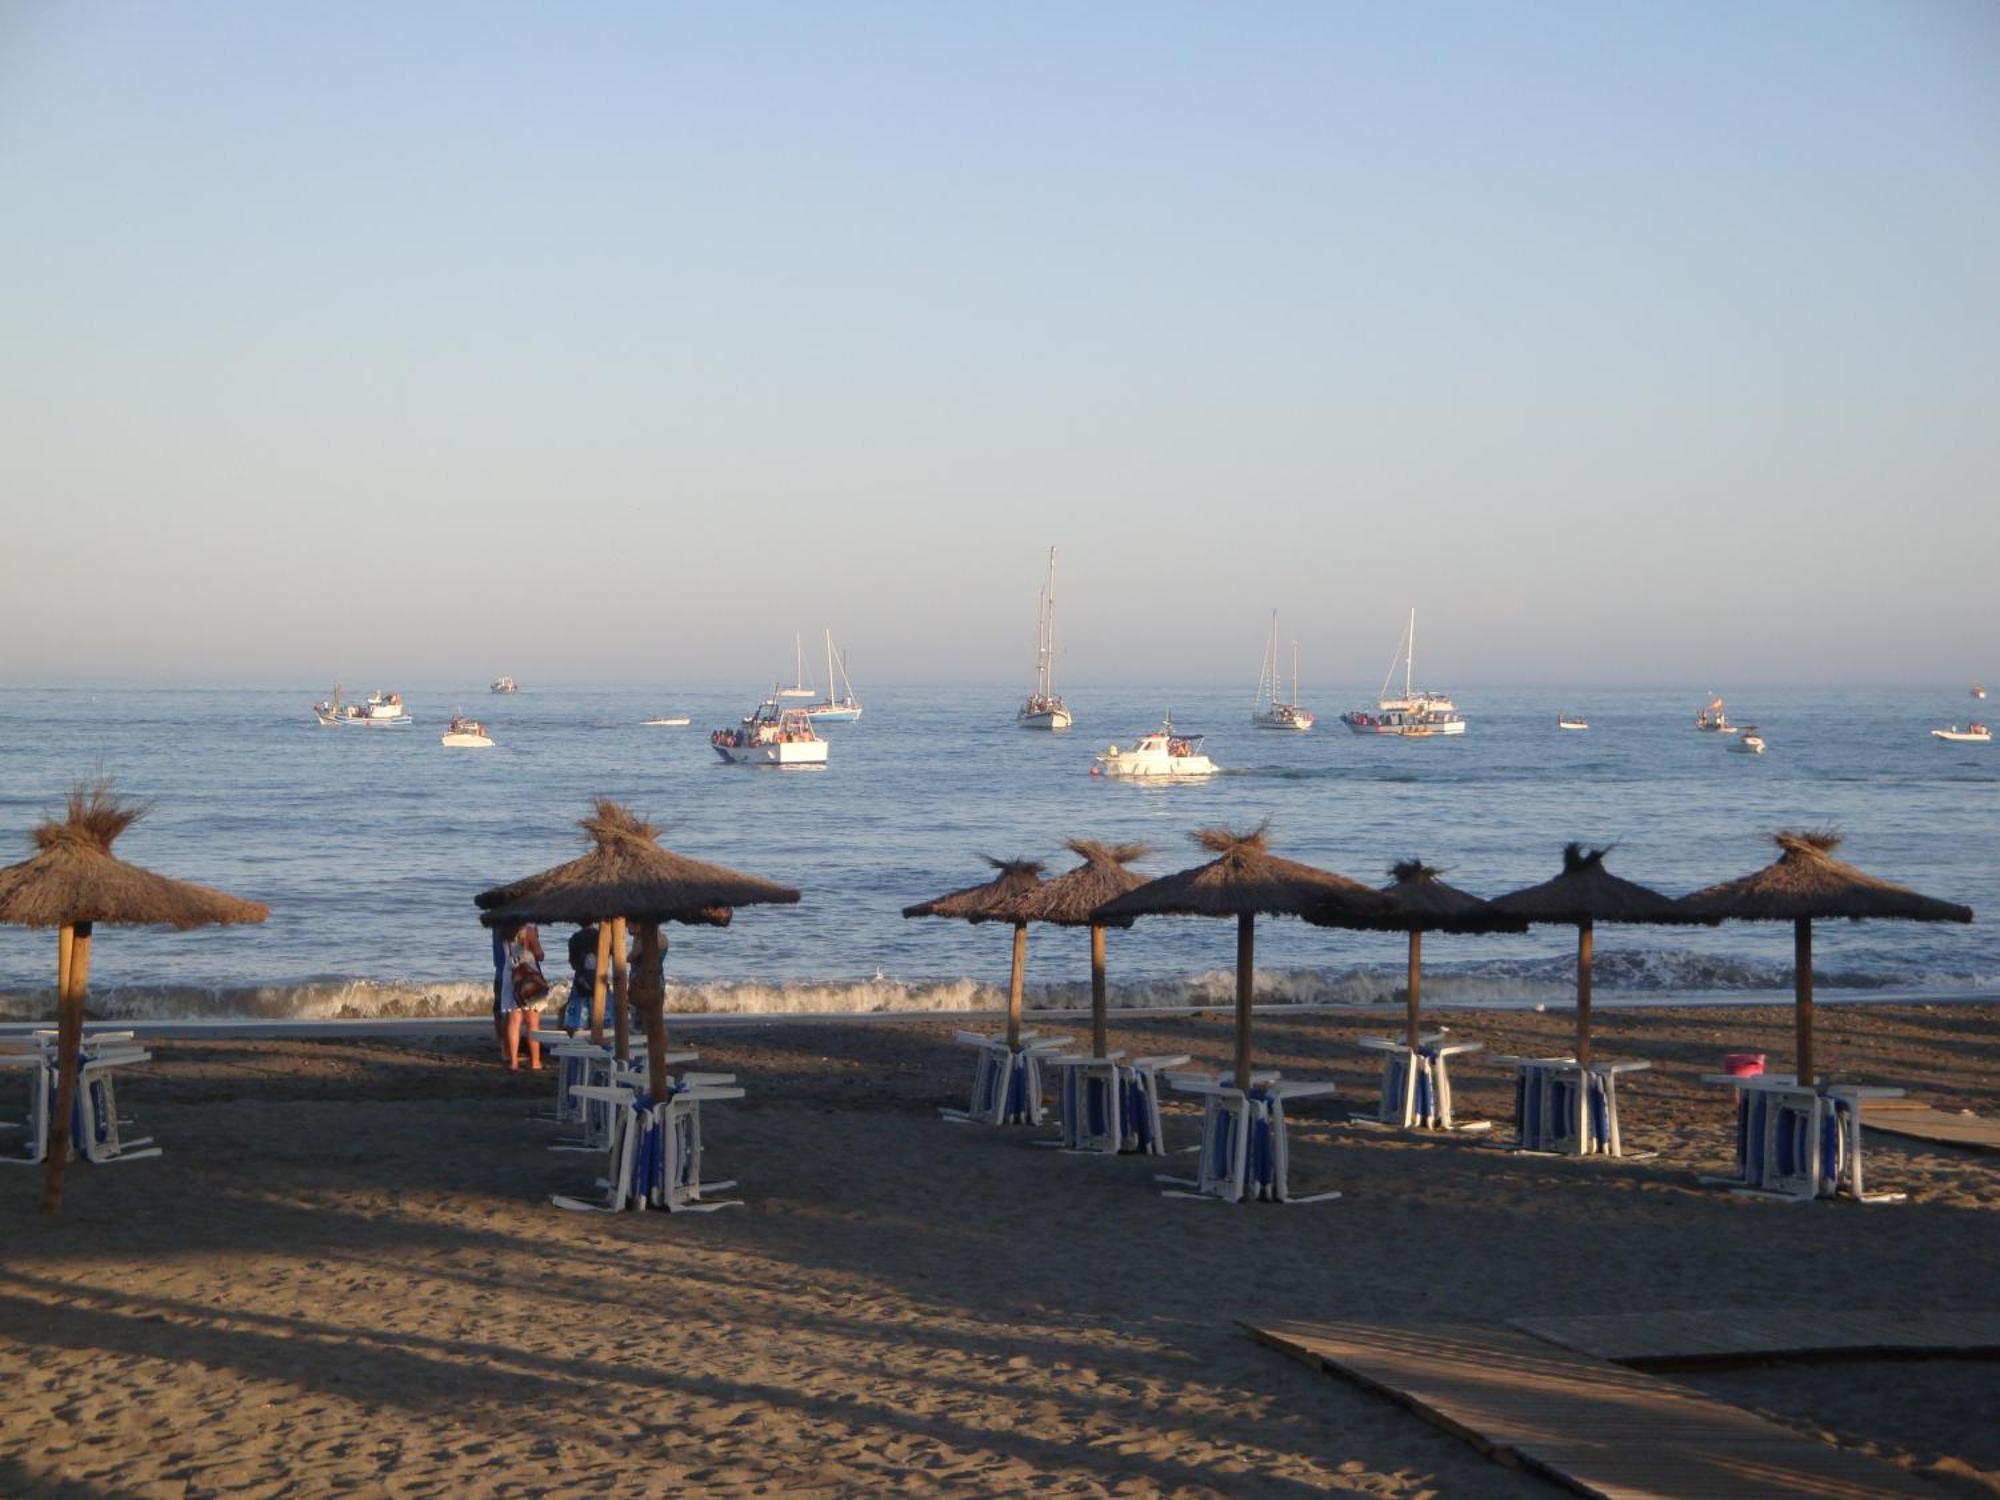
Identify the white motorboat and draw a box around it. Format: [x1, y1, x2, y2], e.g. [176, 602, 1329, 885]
[490, 676, 519, 694]
[1341, 610, 1465, 736]
[804, 629, 863, 722]
[1694, 695, 1741, 734]
[1251, 612, 1315, 731]
[1972, 685, 1987, 701]
[1557, 715, 1590, 731]
[313, 686, 413, 728]
[712, 695, 829, 766]
[1932, 722, 1992, 744]
[1728, 728, 1766, 754]
[1017, 547, 1072, 730]
[441, 714, 494, 748]
[1092, 716, 1219, 778]
[642, 714, 692, 727]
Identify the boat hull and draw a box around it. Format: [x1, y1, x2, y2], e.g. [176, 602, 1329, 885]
[1253, 711, 1314, 732]
[807, 705, 863, 723]
[642, 717, 691, 727]
[714, 740, 829, 766]
[441, 732, 494, 748]
[1341, 715, 1466, 737]
[1095, 755, 1218, 777]
[318, 713, 413, 728]
[1932, 730, 1992, 744]
[1019, 709, 1073, 731]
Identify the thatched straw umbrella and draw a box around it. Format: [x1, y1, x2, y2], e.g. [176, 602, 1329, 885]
[1491, 844, 1698, 1070]
[0, 782, 266, 1216]
[1310, 860, 1526, 1055]
[1680, 832, 1972, 1086]
[1029, 841, 1149, 1058]
[903, 858, 1045, 1049]
[477, 800, 799, 1099]
[1094, 825, 1393, 1089]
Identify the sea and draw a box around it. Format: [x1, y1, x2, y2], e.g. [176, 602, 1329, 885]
[0, 684, 1993, 1024]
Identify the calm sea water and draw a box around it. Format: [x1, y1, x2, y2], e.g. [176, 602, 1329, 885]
[0, 683, 1992, 1021]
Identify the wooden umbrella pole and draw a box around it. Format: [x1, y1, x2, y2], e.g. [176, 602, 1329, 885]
[1089, 924, 1108, 1059]
[1575, 922, 1594, 1070]
[634, 923, 668, 1101]
[610, 917, 630, 1061]
[1406, 929, 1423, 1054]
[43, 921, 92, 1217]
[1234, 912, 1254, 1090]
[1006, 922, 1027, 1050]
[1795, 917, 1814, 1088]
[589, 922, 613, 1046]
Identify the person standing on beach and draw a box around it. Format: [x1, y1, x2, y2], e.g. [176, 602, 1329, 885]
[494, 919, 548, 1070]
[562, 921, 601, 1035]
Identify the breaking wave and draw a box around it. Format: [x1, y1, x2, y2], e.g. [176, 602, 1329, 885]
[0, 947, 1990, 1024]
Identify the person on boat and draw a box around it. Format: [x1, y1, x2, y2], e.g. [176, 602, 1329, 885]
[562, 922, 602, 1035]
[494, 919, 547, 1071]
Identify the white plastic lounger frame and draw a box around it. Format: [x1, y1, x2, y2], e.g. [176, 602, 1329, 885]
[550, 1046, 699, 1152]
[1157, 1075, 1341, 1204]
[553, 1077, 747, 1214]
[3, 1041, 158, 1166]
[1700, 1075, 1905, 1203]
[1501, 1055, 1653, 1158]
[941, 1031, 1072, 1126]
[0, 1052, 48, 1164]
[1354, 1032, 1490, 1132]
[1047, 1052, 1193, 1155]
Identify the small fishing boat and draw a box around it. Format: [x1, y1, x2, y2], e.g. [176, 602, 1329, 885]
[712, 696, 829, 766]
[642, 714, 692, 727]
[313, 686, 413, 728]
[1728, 728, 1766, 754]
[1973, 685, 1987, 701]
[804, 629, 863, 722]
[1694, 695, 1741, 734]
[1251, 612, 1314, 731]
[441, 714, 494, 748]
[1341, 609, 1465, 736]
[490, 676, 519, 694]
[1557, 715, 1589, 731]
[1931, 723, 1992, 744]
[1017, 547, 1072, 730]
[1092, 716, 1219, 778]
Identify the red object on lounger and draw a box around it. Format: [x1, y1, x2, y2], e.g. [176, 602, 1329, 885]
[1723, 1052, 1765, 1076]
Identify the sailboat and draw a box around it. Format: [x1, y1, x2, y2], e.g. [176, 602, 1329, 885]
[1340, 609, 1465, 736]
[804, 629, 863, 722]
[1251, 612, 1314, 731]
[1017, 547, 1072, 730]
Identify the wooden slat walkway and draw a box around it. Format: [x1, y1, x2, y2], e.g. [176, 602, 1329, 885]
[1861, 1101, 2000, 1154]
[1249, 1318, 1933, 1499]
[1513, 1308, 2000, 1366]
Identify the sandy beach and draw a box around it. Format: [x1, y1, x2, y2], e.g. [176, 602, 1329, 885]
[3, 1002, 1997, 1498]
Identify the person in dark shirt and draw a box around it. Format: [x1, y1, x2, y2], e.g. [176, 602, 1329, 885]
[563, 922, 602, 1035]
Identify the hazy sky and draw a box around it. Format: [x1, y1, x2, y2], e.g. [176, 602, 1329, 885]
[2, 3, 1995, 689]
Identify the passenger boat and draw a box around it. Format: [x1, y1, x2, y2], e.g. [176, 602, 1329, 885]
[313, 686, 413, 728]
[1341, 610, 1465, 736]
[1017, 548, 1072, 730]
[712, 696, 830, 766]
[1557, 715, 1590, 731]
[1694, 696, 1741, 734]
[1728, 728, 1767, 754]
[490, 676, 519, 694]
[441, 714, 494, 748]
[1251, 612, 1315, 731]
[804, 629, 863, 722]
[1092, 716, 1219, 778]
[1931, 723, 1992, 744]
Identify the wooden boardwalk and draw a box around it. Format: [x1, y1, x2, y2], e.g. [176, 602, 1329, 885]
[1514, 1308, 2000, 1366]
[1249, 1318, 1934, 1499]
[1861, 1101, 2000, 1154]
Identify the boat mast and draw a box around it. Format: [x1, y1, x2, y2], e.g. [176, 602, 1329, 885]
[824, 629, 836, 706]
[1040, 547, 1058, 700]
[1291, 638, 1300, 707]
[1405, 608, 1415, 702]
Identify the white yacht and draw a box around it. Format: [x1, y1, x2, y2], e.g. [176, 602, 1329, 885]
[1932, 723, 1991, 744]
[441, 714, 494, 748]
[1340, 609, 1465, 736]
[1017, 548, 1072, 730]
[1728, 728, 1767, 754]
[804, 629, 863, 722]
[712, 695, 829, 766]
[1557, 714, 1590, 731]
[1251, 612, 1315, 731]
[1093, 716, 1219, 778]
[642, 713, 692, 727]
[489, 676, 519, 694]
[313, 686, 413, 728]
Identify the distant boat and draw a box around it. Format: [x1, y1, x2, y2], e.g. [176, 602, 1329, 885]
[1092, 715, 1218, 777]
[1728, 728, 1767, 755]
[1974, 685, 1988, 701]
[642, 714, 691, 727]
[1017, 547, 1072, 730]
[804, 629, 863, 722]
[441, 714, 494, 748]
[313, 686, 412, 728]
[1932, 723, 1991, 744]
[1694, 695, 1741, 734]
[712, 694, 829, 766]
[1557, 715, 1590, 731]
[1251, 613, 1314, 731]
[778, 635, 818, 701]
[1341, 609, 1465, 736]
[490, 676, 519, 694]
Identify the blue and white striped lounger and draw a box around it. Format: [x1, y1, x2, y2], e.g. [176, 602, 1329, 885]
[1502, 1055, 1653, 1158]
[1700, 1075, 1905, 1202]
[1047, 1052, 1193, 1154]
[1157, 1074, 1342, 1204]
[553, 1075, 746, 1214]
[1354, 1032, 1490, 1132]
[941, 1031, 1073, 1126]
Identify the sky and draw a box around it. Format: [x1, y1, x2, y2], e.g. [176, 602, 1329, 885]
[1, 2, 1996, 690]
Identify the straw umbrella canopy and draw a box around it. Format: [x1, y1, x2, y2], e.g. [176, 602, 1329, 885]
[1679, 831, 1972, 1086]
[0, 782, 267, 1216]
[476, 800, 800, 1097]
[1309, 860, 1526, 1055]
[1029, 840, 1149, 1059]
[903, 858, 1045, 1050]
[1093, 825, 1394, 1089]
[1491, 844, 1699, 1070]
